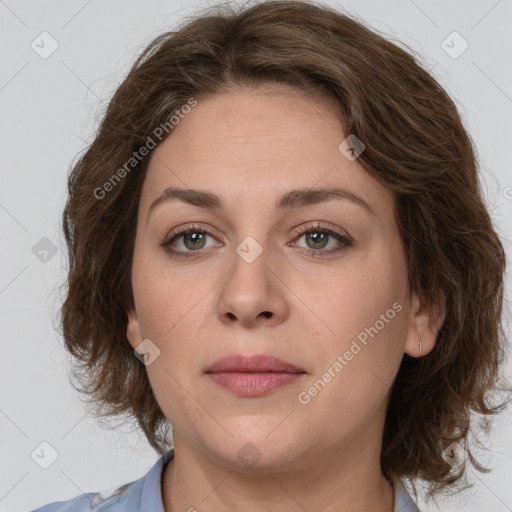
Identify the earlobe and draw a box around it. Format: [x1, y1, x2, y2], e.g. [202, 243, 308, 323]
[404, 291, 446, 358]
[126, 307, 142, 350]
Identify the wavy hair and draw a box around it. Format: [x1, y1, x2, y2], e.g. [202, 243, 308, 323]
[58, 0, 509, 500]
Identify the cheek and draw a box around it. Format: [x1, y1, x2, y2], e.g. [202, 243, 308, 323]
[298, 314, 406, 437]
[307, 256, 407, 398]
[317, 263, 400, 340]
[132, 253, 209, 341]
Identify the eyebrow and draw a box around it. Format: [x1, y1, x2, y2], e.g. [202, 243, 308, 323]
[147, 186, 375, 221]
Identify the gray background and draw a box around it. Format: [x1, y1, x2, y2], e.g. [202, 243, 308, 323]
[1, 0, 511, 510]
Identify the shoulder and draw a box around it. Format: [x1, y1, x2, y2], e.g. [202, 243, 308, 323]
[393, 476, 421, 512]
[28, 483, 133, 512]
[28, 449, 175, 512]
[28, 492, 102, 511]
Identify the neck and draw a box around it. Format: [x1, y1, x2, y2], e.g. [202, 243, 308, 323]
[162, 432, 394, 512]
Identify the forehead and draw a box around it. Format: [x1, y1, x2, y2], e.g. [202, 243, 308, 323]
[140, 85, 393, 218]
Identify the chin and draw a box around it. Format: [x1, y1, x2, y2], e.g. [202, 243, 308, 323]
[205, 430, 302, 470]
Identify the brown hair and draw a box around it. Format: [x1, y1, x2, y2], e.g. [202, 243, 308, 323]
[58, 0, 509, 500]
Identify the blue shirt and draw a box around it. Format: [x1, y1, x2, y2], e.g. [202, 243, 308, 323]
[29, 448, 419, 511]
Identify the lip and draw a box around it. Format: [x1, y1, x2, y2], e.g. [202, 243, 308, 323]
[206, 354, 305, 373]
[205, 354, 306, 397]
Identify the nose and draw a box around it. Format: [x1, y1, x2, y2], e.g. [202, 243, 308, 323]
[216, 245, 289, 329]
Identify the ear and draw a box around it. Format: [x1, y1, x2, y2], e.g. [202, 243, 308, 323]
[126, 306, 143, 351]
[404, 290, 446, 358]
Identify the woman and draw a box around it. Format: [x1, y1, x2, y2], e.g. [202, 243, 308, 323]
[30, 0, 508, 510]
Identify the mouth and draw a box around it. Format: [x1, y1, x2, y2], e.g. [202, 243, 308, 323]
[205, 354, 306, 397]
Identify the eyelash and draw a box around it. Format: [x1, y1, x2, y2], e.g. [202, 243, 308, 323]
[159, 222, 353, 259]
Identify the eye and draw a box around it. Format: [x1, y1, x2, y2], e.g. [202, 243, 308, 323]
[290, 222, 353, 257]
[160, 225, 221, 258]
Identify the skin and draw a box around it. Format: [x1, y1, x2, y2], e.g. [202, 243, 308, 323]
[126, 84, 445, 512]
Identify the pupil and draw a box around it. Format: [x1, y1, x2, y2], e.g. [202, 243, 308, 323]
[308, 232, 327, 248]
[186, 232, 205, 248]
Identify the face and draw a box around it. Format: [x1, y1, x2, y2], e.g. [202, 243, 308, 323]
[126, 84, 439, 471]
